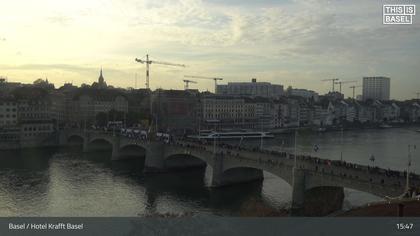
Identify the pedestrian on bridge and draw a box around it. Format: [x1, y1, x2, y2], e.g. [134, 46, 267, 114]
[370, 154, 375, 165]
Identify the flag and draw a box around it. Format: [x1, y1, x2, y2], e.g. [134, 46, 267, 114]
[314, 144, 319, 152]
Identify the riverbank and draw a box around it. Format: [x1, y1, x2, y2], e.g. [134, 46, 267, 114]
[338, 199, 420, 217]
[269, 123, 420, 135]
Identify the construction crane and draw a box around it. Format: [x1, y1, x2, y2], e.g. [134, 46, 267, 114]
[322, 78, 339, 92]
[335, 80, 357, 93]
[349, 85, 362, 99]
[183, 80, 197, 90]
[184, 75, 223, 93]
[134, 54, 185, 134]
[135, 54, 186, 89]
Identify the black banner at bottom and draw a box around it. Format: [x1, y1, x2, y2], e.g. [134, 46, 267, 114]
[1, 216, 420, 236]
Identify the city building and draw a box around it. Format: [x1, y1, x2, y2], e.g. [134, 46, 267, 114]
[201, 96, 248, 129]
[407, 102, 420, 122]
[153, 89, 200, 134]
[324, 91, 345, 101]
[20, 121, 55, 145]
[201, 95, 280, 130]
[0, 77, 22, 96]
[216, 78, 284, 98]
[363, 76, 391, 101]
[373, 101, 400, 123]
[0, 98, 18, 127]
[71, 91, 129, 126]
[356, 102, 376, 123]
[287, 88, 319, 101]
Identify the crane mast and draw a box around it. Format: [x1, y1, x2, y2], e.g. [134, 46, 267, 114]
[135, 54, 186, 89]
[322, 78, 339, 92]
[184, 75, 223, 93]
[349, 85, 362, 99]
[335, 80, 357, 93]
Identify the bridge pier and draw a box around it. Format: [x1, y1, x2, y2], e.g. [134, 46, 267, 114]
[58, 132, 68, 146]
[144, 142, 166, 173]
[82, 133, 90, 152]
[111, 137, 121, 161]
[291, 169, 306, 216]
[209, 153, 224, 187]
[291, 169, 344, 216]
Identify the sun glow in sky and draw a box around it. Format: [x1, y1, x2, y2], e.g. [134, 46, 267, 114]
[0, 0, 419, 99]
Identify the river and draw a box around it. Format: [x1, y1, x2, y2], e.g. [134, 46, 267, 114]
[0, 127, 419, 216]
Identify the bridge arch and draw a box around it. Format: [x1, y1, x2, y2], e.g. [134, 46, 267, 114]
[89, 137, 114, 145]
[218, 167, 265, 186]
[222, 161, 294, 187]
[87, 138, 113, 151]
[164, 153, 208, 170]
[118, 144, 147, 158]
[67, 134, 84, 145]
[302, 170, 405, 199]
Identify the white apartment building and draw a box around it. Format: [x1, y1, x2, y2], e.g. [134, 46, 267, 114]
[0, 99, 18, 127]
[201, 96, 280, 129]
[18, 99, 53, 122]
[288, 88, 319, 101]
[216, 79, 284, 98]
[363, 76, 390, 101]
[201, 97, 246, 127]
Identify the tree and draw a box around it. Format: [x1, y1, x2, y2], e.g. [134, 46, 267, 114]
[33, 78, 45, 85]
[108, 109, 124, 122]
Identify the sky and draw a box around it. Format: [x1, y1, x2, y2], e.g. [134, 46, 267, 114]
[0, 0, 419, 99]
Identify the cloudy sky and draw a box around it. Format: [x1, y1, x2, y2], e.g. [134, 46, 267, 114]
[0, 0, 419, 99]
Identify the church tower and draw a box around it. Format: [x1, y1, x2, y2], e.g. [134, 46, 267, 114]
[98, 68, 104, 84]
[98, 68, 107, 88]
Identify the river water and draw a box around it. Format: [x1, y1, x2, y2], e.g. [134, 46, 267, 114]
[1, 127, 419, 216]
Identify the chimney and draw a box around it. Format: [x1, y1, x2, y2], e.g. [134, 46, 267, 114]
[252, 78, 257, 83]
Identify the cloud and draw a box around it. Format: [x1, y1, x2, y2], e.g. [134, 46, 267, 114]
[0, 64, 93, 72]
[1, 0, 419, 99]
[46, 14, 73, 26]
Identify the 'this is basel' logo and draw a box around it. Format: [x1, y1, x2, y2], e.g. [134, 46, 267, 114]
[383, 5, 416, 24]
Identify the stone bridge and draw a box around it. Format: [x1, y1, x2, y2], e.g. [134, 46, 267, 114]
[59, 130, 420, 216]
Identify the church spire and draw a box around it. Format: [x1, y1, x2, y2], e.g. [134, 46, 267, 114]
[97, 67, 107, 89]
[98, 67, 104, 84]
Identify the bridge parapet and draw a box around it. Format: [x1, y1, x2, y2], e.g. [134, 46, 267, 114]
[119, 137, 149, 150]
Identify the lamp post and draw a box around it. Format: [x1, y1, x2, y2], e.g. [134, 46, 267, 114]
[213, 121, 219, 156]
[406, 145, 416, 193]
[291, 129, 299, 192]
[294, 129, 298, 169]
[112, 111, 116, 137]
[340, 127, 344, 162]
[260, 117, 264, 150]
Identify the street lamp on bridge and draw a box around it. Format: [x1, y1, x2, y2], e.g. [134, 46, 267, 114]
[406, 145, 416, 193]
[292, 129, 298, 188]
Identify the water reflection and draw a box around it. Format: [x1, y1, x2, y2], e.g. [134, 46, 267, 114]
[0, 147, 272, 216]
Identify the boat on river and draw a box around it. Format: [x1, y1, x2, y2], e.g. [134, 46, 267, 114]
[379, 124, 393, 129]
[188, 131, 275, 140]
